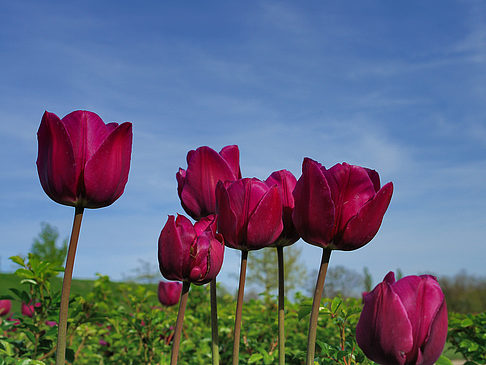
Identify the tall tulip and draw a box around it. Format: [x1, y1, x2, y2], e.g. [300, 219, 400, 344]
[216, 177, 283, 365]
[292, 158, 393, 365]
[356, 272, 448, 365]
[177, 145, 241, 220]
[265, 169, 299, 365]
[36, 110, 132, 365]
[177, 144, 241, 365]
[158, 214, 224, 365]
[0, 300, 11, 317]
[158, 281, 183, 307]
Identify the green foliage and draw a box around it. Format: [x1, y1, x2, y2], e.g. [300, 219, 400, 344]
[30, 223, 67, 268]
[439, 270, 486, 313]
[447, 311, 486, 364]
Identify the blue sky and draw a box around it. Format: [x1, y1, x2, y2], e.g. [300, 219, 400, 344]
[1, 1, 485, 290]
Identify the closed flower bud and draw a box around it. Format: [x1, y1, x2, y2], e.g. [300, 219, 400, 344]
[36, 110, 132, 208]
[265, 170, 299, 247]
[0, 300, 11, 317]
[292, 158, 393, 250]
[216, 178, 283, 251]
[177, 145, 241, 220]
[158, 214, 224, 285]
[21, 301, 41, 318]
[158, 281, 182, 306]
[356, 272, 448, 365]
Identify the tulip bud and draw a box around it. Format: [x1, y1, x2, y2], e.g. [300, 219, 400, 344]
[21, 301, 41, 318]
[265, 170, 299, 247]
[177, 145, 241, 220]
[292, 158, 393, 251]
[36, 110, 132, 209]
[0, 300, 11, 317]
[158, 281, 182, 306]
[158, 214, 224, 285]
[356, 272, 448, 365]
[216, 178, 283, 251]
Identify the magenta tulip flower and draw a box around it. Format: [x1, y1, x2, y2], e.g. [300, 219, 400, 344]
[216, 178, 283, 251]
[158, 281, 183, 306]
[356, 272, 448, 365]
[293, 158, 393, 251]
[37, 110, 132, 209]
[265, 170, 299, 247]
[158, 214, 224, 285]
[0, 300, 11, 317]
[177, 145, 241, 220]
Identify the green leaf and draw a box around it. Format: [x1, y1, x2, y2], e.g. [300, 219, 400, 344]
[248, 354, 263, 363]
[9, 256, 25, 267]
[298, 304, 313, 320]
[461, 318, 474, 327]
[331, 297, 342, 313]
[435, 355, 453, 365]
[20, 279, 38, 286]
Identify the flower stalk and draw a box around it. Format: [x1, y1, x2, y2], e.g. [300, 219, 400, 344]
[232, 250, 248, 365]
[56, 206, 84, 365]
[171, 281, 190, 365]
[306, 248, 332, 365]
[210, 278, 220, 365]
[277, 246, 285, 365]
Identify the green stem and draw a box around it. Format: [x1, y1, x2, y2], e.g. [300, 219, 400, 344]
[56, 206, 84, 365]
[210, 278, 220, 365]
[171, 281, 190, 365]
[277, 246, 285, 365]
[232, 250, 248, 365]
[306, 248, 332, 365]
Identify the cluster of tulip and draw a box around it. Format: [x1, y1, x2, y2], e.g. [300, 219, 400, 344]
[36, 110, 448, 365]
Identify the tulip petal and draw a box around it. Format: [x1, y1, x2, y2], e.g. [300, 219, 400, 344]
[190, 235, 210, 283]
[324, 163, 376, 231]
[37, 111, 78, 206]
[83, 122, 132, 208]
[62, 111, 111, 178]
[356, 272, 413, 365]
[219, 145, 242, 178]
[215, 181, 239, 249]
[180, 146, 238, 218]
[393, 275, 447, 363]
[247, 185, 283, 249]
[158, 216, 185, 281]
[339, 182, 393, 250]
[365, 168, 381, 192]
[292, 158, 335, 247]
[421, 299, 448, 365]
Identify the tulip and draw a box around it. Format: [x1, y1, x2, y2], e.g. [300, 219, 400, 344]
[36, 110, 133, 365]
[216, 178, 283, 251]
[37, 110, 132, 209]
[356, 272, 448, 365]
[216, 177, 283, 365]
[293, 158, 393, 365]
[0, 300, 11, 317]
[265, 170, 299, 247]
[293, 158, 393, 251]
[46, 320, 57, 327]
[264, 169, 299, 365]
[158, 214, 224, 285]
[158, 281, 183, 307]
[177, 145, 241, 220]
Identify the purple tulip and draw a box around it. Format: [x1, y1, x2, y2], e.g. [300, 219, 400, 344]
[46, 320, 57, 327]
[158, 281, 182, 306]
[356, 272, 448, 365]
[158, 214, 224, 285]
[292, 158, 393, 250]
[37, 110, 132, 208]
[0, 300, 11, 317]
[265, 170, 299, 247]
[216, 178, 283, 251]
[177, 145, 241, 220]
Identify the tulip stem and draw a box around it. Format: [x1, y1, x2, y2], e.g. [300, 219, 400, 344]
[210, 278, 220, 365]
[306, 248, 332, 365]
[56, 206, 84, 365]
[232, 250, 248, 365]
[277, 246, 285, 365]
[171, 281, 190, 365]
